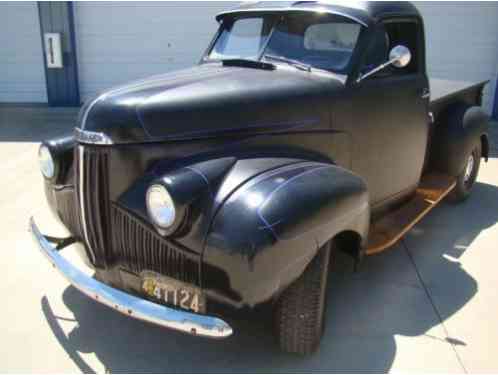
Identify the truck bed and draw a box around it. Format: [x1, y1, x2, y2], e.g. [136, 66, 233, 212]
[430, 78, 488, 108]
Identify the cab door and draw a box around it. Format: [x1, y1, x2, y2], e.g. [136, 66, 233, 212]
[348, 18, 430, 212]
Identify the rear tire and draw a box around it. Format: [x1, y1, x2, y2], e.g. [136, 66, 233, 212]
[273, 243, 331, 355]
[450, 141, 481, 203]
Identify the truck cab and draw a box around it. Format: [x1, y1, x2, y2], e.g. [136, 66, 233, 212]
[31, 1, 490, 355]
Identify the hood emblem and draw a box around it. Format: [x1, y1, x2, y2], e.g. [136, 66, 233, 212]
[74, 128, 113, 145]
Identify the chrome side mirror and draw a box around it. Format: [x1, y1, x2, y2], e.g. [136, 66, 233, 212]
[357, 45, 412, 83]
[390, 45, 412, 68]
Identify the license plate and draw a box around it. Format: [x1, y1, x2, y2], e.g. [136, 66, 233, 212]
[141, 271, 205, 313]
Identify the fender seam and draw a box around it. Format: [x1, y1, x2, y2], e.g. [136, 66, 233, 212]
[184, 166, 214, 199]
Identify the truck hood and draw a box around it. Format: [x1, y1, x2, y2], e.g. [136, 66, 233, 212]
[77, 64, 343, 144]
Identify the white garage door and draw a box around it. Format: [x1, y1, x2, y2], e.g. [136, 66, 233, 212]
[415, 2, 498, 114]
[0, 2, 47, 103]
[74, 1, 237, 101]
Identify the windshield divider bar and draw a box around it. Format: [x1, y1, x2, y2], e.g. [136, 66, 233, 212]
[258, 15, 282, 61]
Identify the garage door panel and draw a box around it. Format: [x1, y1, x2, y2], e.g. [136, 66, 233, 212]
[77, 35, 210, 62]
[75, 2, 231, 31]
[0, 2, 47, 103]
[0, 41, 45, 64]
[79, 65, 177, 96]
[77, 14, 223, 32]
[415, 2, 498, 114]
[75, 1, 237, 101]
[0, 83, 46, 103]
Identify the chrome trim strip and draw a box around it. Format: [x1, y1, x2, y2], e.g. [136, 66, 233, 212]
[29, 217, 233, 339]
[74, 128, 113, 145]
[78, 146, 96, 264]
[80, 93, 108, 132]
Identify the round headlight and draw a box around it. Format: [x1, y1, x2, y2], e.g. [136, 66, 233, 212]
[38, 145, 55, 179]
[146, 185, 176, 229]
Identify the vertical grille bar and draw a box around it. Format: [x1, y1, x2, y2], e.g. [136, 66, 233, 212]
[77, 145, 112, 268]
[56, 188, 83, 239]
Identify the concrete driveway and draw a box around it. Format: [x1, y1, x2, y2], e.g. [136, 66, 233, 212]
[1, 106, 498, 373]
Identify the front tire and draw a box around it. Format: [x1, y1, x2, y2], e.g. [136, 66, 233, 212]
[273, 243, 331, 355]
[450, 141, 481, 203]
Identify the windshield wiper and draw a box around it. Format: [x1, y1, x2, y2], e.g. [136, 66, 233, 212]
[263, 54, 312, 73]
[221, 58, 275, 71]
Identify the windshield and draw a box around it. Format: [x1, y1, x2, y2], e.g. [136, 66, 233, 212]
[207, 14, 363, 73]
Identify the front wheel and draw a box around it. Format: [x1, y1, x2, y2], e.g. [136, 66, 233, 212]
[273, 243, 332, 355]
[450, 141, 482, 203]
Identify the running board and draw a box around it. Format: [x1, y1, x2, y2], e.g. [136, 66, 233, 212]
[366, 174, 456, 255]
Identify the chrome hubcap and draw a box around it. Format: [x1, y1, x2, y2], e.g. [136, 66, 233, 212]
[464, 154, 475, 183]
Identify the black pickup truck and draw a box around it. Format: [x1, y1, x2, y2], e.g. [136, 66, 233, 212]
[31, 1, 490, 354]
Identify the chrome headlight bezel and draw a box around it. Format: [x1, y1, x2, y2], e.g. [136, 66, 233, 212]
[146, 184, 177, 231]
[38, 144, 56, 179]
[38, 137, 75, 184]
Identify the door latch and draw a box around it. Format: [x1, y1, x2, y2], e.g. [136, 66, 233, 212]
[428, 112, 435, 124]
[421, 88, 430, 99]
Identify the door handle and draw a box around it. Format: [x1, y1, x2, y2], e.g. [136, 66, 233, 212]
[421, 88, 430, 99]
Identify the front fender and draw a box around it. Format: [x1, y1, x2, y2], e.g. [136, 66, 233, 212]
[203, 162, 369, 307]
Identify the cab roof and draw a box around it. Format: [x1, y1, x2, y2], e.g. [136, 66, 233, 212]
[216, 1, 421, 27]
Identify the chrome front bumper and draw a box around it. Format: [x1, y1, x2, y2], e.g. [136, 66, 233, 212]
[29, 217, 233, 339]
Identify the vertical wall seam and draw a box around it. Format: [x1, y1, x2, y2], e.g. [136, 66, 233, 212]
[68, 2, 81, 105]
[493, 6, 498, 120]
[493, 76, 498, 120]
[38, 1, 79, 107]
[37, 2, 50, 105]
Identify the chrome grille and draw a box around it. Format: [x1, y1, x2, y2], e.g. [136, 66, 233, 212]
[111, 204, 200, 286]
[75, 146, 200, 285]
[56, 187, 83, 239]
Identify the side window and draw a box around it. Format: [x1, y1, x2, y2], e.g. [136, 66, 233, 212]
[384, 21, 419, 74]
[361, 20, 420, 78]
[264, 15, 363, 73]
[304, 22, 360, 52]
[301, 21, 362, 71]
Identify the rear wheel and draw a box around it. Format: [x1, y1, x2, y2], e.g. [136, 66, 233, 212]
[450, 141, 481, 203]
[273, 243, 331, 355]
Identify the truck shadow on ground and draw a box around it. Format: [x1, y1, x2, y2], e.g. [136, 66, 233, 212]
[41, 181, 498, 373]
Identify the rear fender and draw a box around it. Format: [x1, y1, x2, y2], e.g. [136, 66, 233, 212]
[431, 105, 490, 176]
[203, 162, 369, 307]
